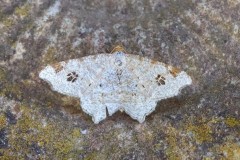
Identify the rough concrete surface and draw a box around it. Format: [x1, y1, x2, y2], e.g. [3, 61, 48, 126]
[0, 0, 239, 159]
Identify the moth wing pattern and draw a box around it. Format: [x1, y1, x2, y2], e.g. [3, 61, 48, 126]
[122, 54, 191, 122]
[39, 51, 192, 124]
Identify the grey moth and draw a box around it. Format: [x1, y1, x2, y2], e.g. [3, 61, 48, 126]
[39, 46, 192, 123]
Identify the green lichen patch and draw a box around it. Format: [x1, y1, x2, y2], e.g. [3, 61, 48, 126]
[165, 135, 181, 160]
[15, 4, 31, 18]
[225, 117, 240, 127]
[0, 115, 7, 130]
[164, 126, 196, 160]
[0, 68, 7, 83]
[1, 83, 23, 101]
[210, 140, 240, 160]
[1, 3, 31, 28]
[42, 47, 58, 65]
[217, 142, 240, 159]
[187, 123, 213, 144]
[1, 16, 15, 29]
[1, 104, 84, 159]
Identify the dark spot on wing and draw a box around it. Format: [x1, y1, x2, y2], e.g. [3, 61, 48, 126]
[67, 72, 79, 83]
[156, 74, 166, 86]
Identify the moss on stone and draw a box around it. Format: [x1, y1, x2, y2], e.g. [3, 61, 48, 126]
[0, 68, 6, 82]
[72, 128, 81, 138]
[187, 123, 212, 144]
[15, 4, 31, 18]
[2, 17, 15, 28]
[42, 47, 58, 64]
[225, 117, 240, 127]
[2, 83, 23, 100]
[165, 134, 181, 160]
[1, 104, 84, 158]
[84, 152, 98, 160]
[0, 114, 7, 130]
[214, 142, 240, 159]
[0, 4, 31, 28]
[162, 125, 196, 160]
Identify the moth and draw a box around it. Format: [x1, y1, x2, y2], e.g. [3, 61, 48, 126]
[39, 46, 192, 123]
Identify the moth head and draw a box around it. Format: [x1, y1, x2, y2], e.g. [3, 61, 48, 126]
[111, 45, 126, 54]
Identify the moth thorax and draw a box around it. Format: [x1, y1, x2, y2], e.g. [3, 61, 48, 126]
[112, 51, 126, 68]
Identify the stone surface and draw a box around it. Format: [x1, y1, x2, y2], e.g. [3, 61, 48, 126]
[0, 0, 239, 159]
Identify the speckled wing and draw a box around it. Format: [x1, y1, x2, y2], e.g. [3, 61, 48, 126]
[39, 53, 126, 123]
[122, 54, 192, 122]
[39, 51, 192, 124]
[39, 54, 110, 98]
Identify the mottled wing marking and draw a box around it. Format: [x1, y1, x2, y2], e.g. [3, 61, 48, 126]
[51, 62, 65, 73]
[67, 72, 78, 83]
[156, 74, 166, 86]
[168, 66, 181, 77]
